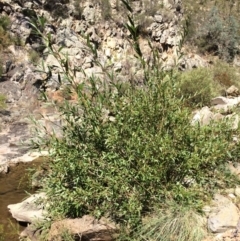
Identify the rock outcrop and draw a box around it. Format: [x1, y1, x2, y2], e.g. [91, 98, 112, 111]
[192, 85, 240, 129]
[0, 0, 207, 91]
[47, 216, 117, 241]
[8, 192, 47, 223]
[208, 194, 240, 233]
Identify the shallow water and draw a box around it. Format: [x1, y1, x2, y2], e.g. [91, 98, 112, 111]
[0, 159, 43, 241]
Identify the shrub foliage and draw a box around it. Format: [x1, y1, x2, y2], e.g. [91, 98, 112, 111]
[178, 68, 213, 107]
[177, 61, 240, 107]
[35, 52, 240, 228]
[198, 7, 240, 61]
[184, 0, 240, 61]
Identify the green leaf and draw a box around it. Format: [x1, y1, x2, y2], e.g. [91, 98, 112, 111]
[121, 0, 133, 13]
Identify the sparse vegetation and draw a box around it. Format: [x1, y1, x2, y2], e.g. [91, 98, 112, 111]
[0, 93, 6, 110]
[0, 15, 13, 50]
[183, 0, 240, 62]
[0, 225, 4, 241]
[198, 7, 240, 61]
[0, 15, 10, 31]
[100, 0, 112, 20]
[178, 67, 213, 108]
[177, 61, 240, 108]
[211, 60, 240, 92]
[28, 49, 41, 65]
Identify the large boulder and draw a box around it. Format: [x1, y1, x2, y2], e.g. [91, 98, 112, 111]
[48, 215, 118, 241]
[8, 192, 47, 223]
[226, 85, 240, 97]
[191, 106, 214, 125]
[211, 96, 240, 114]
[208, 194, 240, 233]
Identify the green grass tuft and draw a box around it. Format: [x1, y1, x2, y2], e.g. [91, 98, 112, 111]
[135, 208, 207, 241]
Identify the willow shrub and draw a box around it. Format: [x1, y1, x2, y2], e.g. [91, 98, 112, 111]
[35, 61, 240, 228]
[31, 6, 240, 232]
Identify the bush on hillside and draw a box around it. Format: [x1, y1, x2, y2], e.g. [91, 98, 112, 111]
[0, 15, 10, 31]
[178, 68, 213, 108]
[184, 0, 240, 62]
[211, 60, 240, 94]
[34, 51, 240, 229]
[177, 62, 240, 108]
[197, 7, 240, 62]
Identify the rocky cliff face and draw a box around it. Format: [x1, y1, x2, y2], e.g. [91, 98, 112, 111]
[0, 0, 203, 89]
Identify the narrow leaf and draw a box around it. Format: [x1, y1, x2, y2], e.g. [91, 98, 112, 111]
[121, 0, 133, 13]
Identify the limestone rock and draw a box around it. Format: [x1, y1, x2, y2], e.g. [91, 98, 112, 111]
[181, 54, 208, 70]
[211, 104, 231, 114]
[211, 97, 229, 105]
[226, 85, 240, 97]
[191, 106, 214, 125]
[211, 96, 240, 106]
[82, 5, 97, 23]
[228, 193, 236, 200]
[203, 228, 240, 241]
[213, 113, 224, 121]
[8, 193, 47, 223]
[48, 215, 118, 241]
[211, 96, 240, 114]
[228, 162, 240, 177]
[225, 189, 235, 195]
[202, 205, 211, 217]
[226, 114, 239, 130]
[234, 187, 240, 197]
[154, 14, 163, 23]
[20, 224, 41, 241]
[10, 13, 32, 44]
[9, 151, 49, 165]
[0, 163, 9, 174]
[208, 194, 240, 233]
[233, 56, 240, 67]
